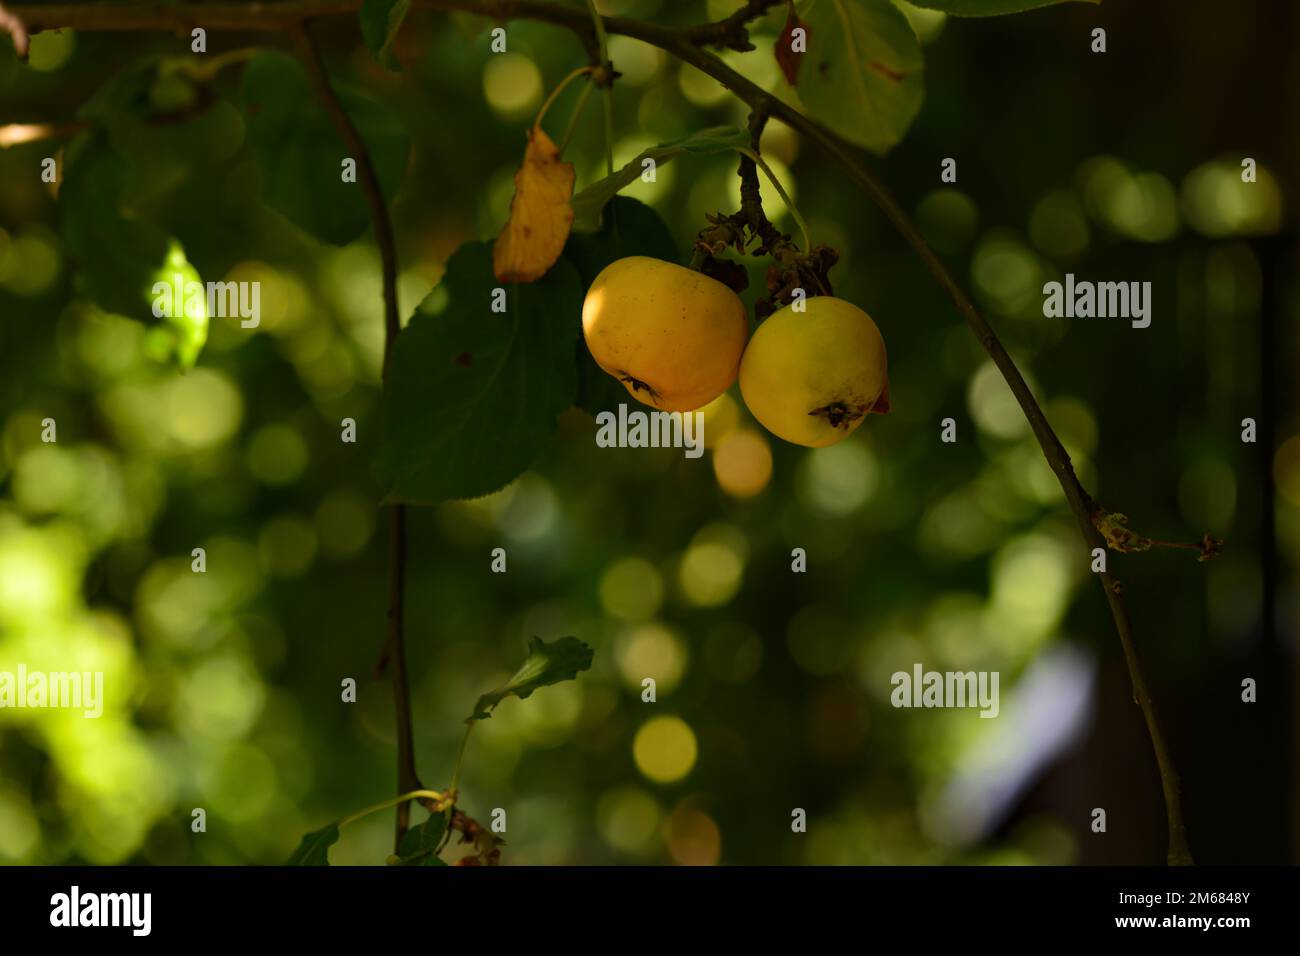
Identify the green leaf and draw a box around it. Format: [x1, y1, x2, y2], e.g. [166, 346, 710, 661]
[395, 813, 448, 865]
[377, 242, 583, 504]
[905, 0, 1098, 15]
[360, 0, 412, 70]
[796, 0, 925, 154]
[238, 51, 410, 245]
[60, 134, 209, 369]
[468, 636, 595, 722]
[570, 126, 750, 231]
[563, 197, 680, 416]
[286, 823, 340, 865]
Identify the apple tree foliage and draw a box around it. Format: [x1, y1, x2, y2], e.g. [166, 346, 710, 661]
[27, 0, 1089, 864]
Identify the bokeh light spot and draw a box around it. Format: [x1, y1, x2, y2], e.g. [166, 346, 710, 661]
[633, 715, 697, 784]
[616, 622, 687, 694]
[797, 439, 877, 516]
[483, 54, 542, 117]
[712, 427, 772, 498]
[246, 423, 308, 486]
[596, 787, 662, 855]
[258, 514, 318, 578]
[314, 489, 375, 559]
[666, 805, 721, 866]
[678, 524, 747, 607]
[600, 556, 664, 623]
[1182, 159, 1283, 237]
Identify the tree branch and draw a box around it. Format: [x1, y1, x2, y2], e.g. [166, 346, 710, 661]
[291, 23, 417, 853]
[612, 19, 1198, 867]
[682, 0, 787, 52]
[736, 106, 783, 250]
[12, 0, 1196, 866]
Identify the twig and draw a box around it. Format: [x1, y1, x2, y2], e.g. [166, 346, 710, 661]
[581, 0, 613, 176]
[682, 0, 785, 52]
[735, 107, 784, 251]
[0, 121, 87, 147]
[1092, 507, 1223, 562]
[292, 23, 417, 853]
[736, 147, 809, 252]
[0, 2, 30, 60]
[12, 0, 1202, 867]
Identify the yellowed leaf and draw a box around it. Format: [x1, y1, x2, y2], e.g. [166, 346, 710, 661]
[492, 126, 575, 283]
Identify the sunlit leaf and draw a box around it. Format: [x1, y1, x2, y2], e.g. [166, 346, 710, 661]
[467, 636, 595, 722]
[146, 241, 209, 370]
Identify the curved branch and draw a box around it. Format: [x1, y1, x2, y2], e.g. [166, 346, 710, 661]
[683, 0, 786, 52]
[292, 24, 418, 853]
[13, 0, 1195, 866]
[584, 15, 1198, 868]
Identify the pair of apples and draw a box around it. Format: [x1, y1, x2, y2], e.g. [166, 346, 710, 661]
[581, 257, 889, 447]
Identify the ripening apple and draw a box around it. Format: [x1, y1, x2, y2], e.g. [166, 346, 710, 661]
[581, 256, 748, 413]
[739, 296, 888, 447]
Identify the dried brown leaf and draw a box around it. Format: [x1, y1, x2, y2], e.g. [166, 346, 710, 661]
[492, 126, 575, 283]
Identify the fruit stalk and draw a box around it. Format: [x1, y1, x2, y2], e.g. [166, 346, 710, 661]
[582, 0, 615, 177]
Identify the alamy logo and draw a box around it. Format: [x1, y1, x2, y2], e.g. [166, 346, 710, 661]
[50, 886, 151, 936]
[0, 665, 103, 718]
[1042, 273, 1151, 328]
[890, 664, 1000, 718]
[595, 403, 704, 459]
[152, 273, 261, 328]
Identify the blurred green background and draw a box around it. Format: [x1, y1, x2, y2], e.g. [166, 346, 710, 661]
[0, 0, 1296, 865]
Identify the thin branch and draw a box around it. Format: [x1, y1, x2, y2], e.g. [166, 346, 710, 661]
[682, 0, 786, 52]
[12, 0, 1199, 866]
[16, 0, 357, 31]
[736, 107, 784, 250]
[634, 26, 1197, 866]
[1093, 506, 1223, 561]
[14, 1, 589, 34]
[0, 121, 87, 147]
[581, 0, 614, 176]
[0, 2, 30, 60]
[292, 23, 417, 854]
